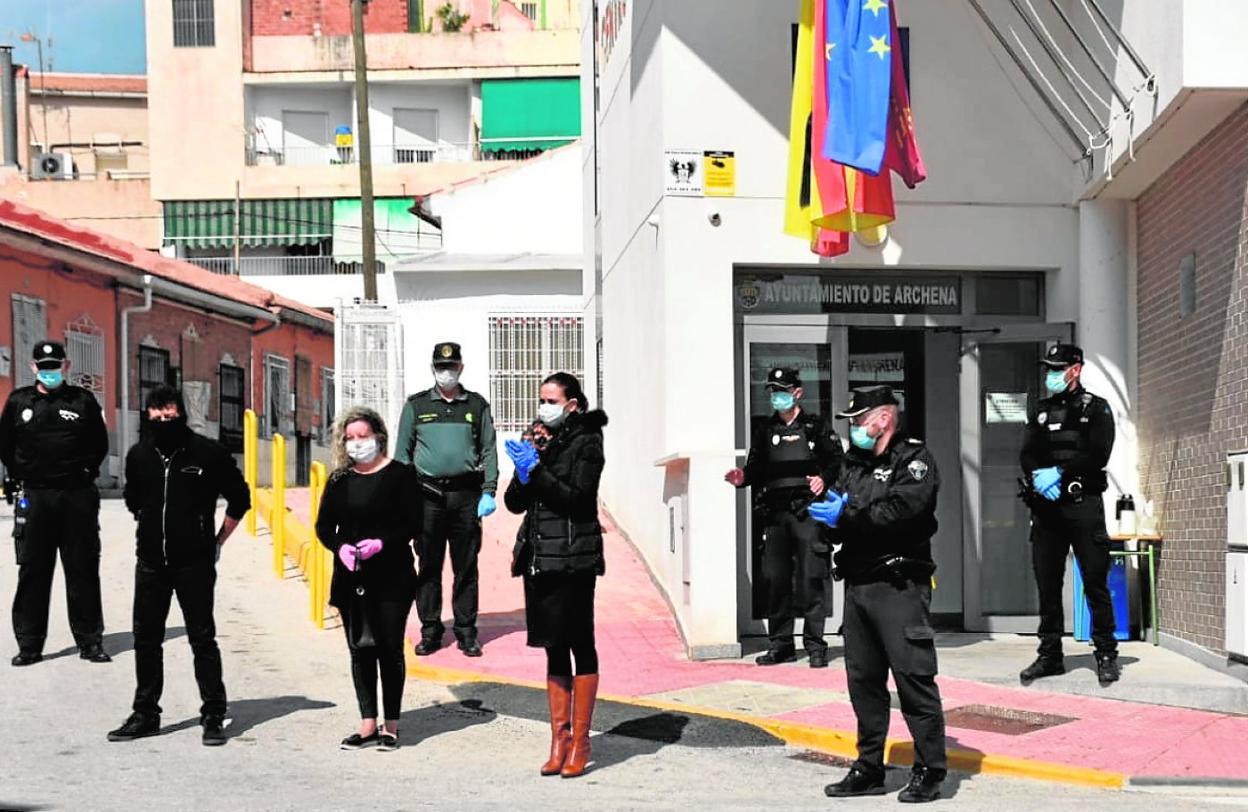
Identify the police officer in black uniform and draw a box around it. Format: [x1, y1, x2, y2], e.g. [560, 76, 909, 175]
[725, 367, 842, 668]
[0, 340, 111, 666]
[810, 385, 946, 804]
[1019, 343, 1119, 686]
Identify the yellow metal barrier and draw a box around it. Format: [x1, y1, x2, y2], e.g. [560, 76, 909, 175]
[309, 461, 329, 627]
[271, 433, 286, 577]
[243, 409, 258, 536]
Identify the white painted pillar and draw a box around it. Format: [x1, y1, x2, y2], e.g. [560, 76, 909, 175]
[1077, 199, 1138, 510]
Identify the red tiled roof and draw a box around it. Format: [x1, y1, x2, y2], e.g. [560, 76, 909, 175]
[0, 199, 332, 328]
[29, 73, 147, 95]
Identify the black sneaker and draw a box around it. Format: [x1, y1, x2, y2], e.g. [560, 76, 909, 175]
[824, 765, 887, 797]
[755, 648, 796, 666]
[414, 637, 442, 656]
[11, 651, 42, 667]
[79, 644, 112, 663]
[457, 636, 483, 658]
[1095, 652, 1121, 686]
[340, 731, 380, 750]
[808, 649, 829, 669]
[108, 713, 160, 742]
[202, 715, 227, 747]
[898, 766, 946, 803]
[1019, 656, 1065, 683]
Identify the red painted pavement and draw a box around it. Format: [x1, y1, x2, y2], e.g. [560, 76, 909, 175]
[282, 484, 1248, 781]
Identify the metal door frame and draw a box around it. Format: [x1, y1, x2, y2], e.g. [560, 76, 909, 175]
[959, 321, 1074, 633]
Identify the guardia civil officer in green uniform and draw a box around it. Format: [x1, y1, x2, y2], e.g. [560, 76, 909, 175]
[810, 385, 947, 803]
[725, 367, 843, 668]
[1019, 343, 1119, 686]
[395, 342, 498, 658]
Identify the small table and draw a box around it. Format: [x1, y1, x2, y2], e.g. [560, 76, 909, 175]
[1108, 533, 1162, 646]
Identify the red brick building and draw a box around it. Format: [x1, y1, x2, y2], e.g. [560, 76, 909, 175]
[0, 199, 334, 489]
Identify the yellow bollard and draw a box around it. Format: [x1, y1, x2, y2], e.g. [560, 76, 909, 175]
[272, 433, 286, 578]
[309, 461, 327, 623]
[243, 410, 258, 536]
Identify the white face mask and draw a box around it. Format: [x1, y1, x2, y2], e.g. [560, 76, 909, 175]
[434, 367, 460, 390]
[345, 437, 379, 464]
[538, 401, 570, 428]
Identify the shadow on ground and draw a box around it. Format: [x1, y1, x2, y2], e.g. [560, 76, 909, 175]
[44, 628, 187, 662]
[161, 694, 335, 738]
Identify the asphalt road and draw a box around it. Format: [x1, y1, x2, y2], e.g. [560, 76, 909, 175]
[0, 500, 1243, 810]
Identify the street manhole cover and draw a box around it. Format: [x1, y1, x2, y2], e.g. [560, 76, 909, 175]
[943, 704, 1077, 735]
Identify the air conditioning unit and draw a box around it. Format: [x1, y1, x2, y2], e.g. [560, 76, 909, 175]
[31, 151, 74, 180]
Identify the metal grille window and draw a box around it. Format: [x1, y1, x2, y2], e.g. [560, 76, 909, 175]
[488, 315, 584, 433]
[10, 295, 47, 389]
[64, 321, 105, 405]
[521, 2, 539, 21]
[172, 0, 215, 47]
[264, 355, 292, 438]
[320, 367, 335, 445]
[219, 364, 245, 452]
[138, 347, 171, 413]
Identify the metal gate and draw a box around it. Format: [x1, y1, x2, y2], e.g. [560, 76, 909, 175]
[334, 303, 405, 437]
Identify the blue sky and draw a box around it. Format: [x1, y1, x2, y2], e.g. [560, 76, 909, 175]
[2, 0, 145, 74]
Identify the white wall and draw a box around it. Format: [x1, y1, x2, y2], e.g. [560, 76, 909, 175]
[248, 85, 354, 153]
[366, 82, 474, 163]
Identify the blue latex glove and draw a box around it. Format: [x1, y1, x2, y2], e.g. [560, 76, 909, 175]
[477, 493, 497, 518]
[505, 439, 540, 484]
[1032, 467, 1062, 502]
[809, 491, 848, 528]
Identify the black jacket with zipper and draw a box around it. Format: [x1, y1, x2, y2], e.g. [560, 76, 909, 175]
[504, 410, 607, 577]
[124, 431, 251, 568]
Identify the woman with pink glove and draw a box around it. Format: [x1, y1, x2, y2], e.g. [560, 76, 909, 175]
[315, 406, 421, 751]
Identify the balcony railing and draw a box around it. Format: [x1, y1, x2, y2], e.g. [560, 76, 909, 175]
[245, 137, 575, 167]
[186, 256, 392, 276]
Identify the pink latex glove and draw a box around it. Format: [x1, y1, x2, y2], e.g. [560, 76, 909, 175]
[357, 538, 384, 560]
[338, 544, 359, 571]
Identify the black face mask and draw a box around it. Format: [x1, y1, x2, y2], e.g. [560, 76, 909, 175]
[150, 417, 189, 452]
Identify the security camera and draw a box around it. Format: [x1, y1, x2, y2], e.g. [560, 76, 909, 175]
[707, 211, 722, 227]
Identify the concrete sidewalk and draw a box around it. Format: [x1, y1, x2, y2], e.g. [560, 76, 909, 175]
[281, 484, 1248, 789]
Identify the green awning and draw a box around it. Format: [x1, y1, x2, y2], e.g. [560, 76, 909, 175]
[480, 78, 580, 153]
[163, 199, 333, 249]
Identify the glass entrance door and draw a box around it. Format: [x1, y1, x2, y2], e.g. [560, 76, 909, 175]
[738, 325, 848, 636]
[960, 323, 1073, 632]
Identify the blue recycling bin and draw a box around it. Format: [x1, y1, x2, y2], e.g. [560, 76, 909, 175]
[1073, 546, 1132, 641]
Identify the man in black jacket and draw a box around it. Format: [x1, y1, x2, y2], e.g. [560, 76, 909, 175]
[108, 385, 250, 746]
[0, 340, 110, 666]
[811, 385, 946, 804]
[725, 367, 843, 668]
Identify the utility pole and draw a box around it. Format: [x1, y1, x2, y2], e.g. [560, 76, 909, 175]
[350, 0, 378, 302]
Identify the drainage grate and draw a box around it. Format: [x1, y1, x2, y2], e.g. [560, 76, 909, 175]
[943, 704, 1077, 736]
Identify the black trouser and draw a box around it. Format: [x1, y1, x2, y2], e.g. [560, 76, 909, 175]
[1031, 497, 1118, 656]
[843, 580, 947, 775]
[761, 503, 830, 653]
[132, 560, 226, 718]
[12, 484, 104, 653]
[415, 487, 481, 641]
[342, 599, 409, 720]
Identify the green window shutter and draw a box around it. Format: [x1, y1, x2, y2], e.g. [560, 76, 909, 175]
[163, 199, 332, 249]
[480, 78, 581, 153]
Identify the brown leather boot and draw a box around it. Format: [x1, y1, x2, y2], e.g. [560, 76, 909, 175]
[540, 676, 573, 776]
[561, 674, 599, 778]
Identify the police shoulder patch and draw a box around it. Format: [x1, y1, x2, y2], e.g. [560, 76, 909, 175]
[907, 459, 929, 481]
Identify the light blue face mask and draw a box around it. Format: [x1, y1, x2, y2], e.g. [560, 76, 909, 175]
[1045, 369, 1069, 394]
[850, 425, 876, 450]
[36, 369, 64, 389]
[770, 390, 796, 412]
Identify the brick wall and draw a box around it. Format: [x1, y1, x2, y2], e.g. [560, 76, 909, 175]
[1136, 101, 1248, 652]
[251, 0, 412, 37]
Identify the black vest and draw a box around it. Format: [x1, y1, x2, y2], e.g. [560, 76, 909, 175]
[763, 418, 818, 491]
[1036, 391, 1107, 491]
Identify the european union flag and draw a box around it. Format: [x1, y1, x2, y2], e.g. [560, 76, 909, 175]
[823, 0, 894, 175]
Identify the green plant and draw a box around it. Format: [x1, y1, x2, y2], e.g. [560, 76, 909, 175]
[435, 2, 470, 32]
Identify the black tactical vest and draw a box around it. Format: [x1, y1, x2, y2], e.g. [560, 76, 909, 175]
[764, 419, 818, 491]
[1036, 391, 1107, 491]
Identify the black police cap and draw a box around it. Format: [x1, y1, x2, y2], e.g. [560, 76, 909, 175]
[835, 385, 899, 419]
[1040, 343, 1084, 369]
[432, 341, 463, 365]
[32, 340, 67, 368]
[764, 367, 801, 390]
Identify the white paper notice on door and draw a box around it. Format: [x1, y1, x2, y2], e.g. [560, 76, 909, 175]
[985, 392, 1028, 424]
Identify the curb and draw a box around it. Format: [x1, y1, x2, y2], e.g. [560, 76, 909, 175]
[404, 659, 1126, 790]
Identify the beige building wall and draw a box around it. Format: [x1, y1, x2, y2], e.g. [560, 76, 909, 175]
[20, 75, 149, 177]
[0, 173, 163, 248]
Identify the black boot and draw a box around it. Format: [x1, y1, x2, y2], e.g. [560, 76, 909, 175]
[1019, 655, 1065, 683]
[807, 649, 828, 669]
[79, 643, 112, 663]
[202, 715, 227, 746]
[11, 650, 42, 667]
[824, 765, 886, 797]
[108, 713, 160, 742]
[1095, 651, 1120, 686]
[898, 765, 946, 803]
[755, 647, 796, 666]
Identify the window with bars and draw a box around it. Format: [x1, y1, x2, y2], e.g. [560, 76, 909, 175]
[264, 354, 291, 438]
[520, 2, 539, 21]
[138, 347, 171, 413]
[488, 314, 584, 433]
[10, 295, 47, 389]
[320, 367, 336, 445]
[64, 327, 105, 405]
[172, 0, 215, 47]
[219, 364, 245, 452]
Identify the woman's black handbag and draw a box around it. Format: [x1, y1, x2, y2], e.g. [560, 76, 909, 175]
[346, 553, 376, 649]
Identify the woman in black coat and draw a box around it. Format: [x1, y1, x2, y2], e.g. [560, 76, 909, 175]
[504, 372, 607, 779]
[315, 406, 420, 751]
